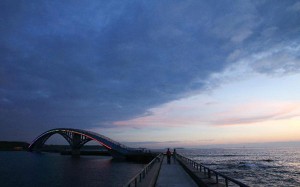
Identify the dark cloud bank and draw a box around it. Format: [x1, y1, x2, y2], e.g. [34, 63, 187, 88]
[1, 1, 300, 140]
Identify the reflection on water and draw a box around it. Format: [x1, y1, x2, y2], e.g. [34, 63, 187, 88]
[0, 152, 144, 187]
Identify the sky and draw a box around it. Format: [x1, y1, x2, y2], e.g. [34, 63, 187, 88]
[1, 0, 300, 148]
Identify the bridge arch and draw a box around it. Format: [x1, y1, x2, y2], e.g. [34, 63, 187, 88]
[28, 128, 137, 158]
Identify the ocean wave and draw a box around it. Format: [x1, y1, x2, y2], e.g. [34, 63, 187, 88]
[238, 162, 258, 169]
[237, 161, 278, 169]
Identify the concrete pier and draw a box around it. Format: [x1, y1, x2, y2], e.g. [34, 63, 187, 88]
[156, 157, 198, 187]
[124, 154, 248, 187]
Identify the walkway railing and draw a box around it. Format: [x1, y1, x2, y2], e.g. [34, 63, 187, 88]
[124, 153, 163, 187]
[177, 154, 249, 187]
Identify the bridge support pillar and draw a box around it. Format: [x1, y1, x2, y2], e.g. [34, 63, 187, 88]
[71, 133, 81, 157]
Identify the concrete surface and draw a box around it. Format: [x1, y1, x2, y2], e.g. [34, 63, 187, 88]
[156, 157, 198, 187]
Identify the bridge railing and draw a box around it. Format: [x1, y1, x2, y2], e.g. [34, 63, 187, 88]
[84, 130, 129, 148]
[84, 130, 140, 152]
[176, 153, 249, 187]
[124, 153, 163, 187]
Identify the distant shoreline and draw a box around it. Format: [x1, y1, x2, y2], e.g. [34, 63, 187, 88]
[0, 141, 29, 151]
[0, 141, 111, 156]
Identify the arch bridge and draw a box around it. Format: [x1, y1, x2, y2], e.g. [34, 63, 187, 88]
[28, 128, 144, 159]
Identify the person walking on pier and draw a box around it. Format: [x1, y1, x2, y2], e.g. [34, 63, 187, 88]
[166, 148, 171, 164]
[173, 148, 177, 163]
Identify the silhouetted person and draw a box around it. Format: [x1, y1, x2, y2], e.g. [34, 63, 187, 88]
[173, 148, 176, 163]
[166, 148, 171, 164]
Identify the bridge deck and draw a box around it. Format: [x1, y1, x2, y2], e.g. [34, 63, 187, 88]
[156, 157, 198, 187]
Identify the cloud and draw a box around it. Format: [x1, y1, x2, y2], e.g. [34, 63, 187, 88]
[211, 102, 300, 126]
[231, 30, 253, 43]
[1, 1, 300, 140]
[122, 139, 215, 148]
[123, 140, 180, 147]
[249, 44, 300, 75]
[209, 1, 258, 43]
[115, 97, 300, 127]
[288, 2, 300, 12]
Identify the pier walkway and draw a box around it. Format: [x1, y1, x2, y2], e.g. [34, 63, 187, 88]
[156, 157, 197, 187]
[125, 153, 249, 187]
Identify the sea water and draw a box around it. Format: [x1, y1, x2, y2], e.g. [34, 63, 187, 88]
[179, 147, 300, 187]
[0, 151, 144, 187]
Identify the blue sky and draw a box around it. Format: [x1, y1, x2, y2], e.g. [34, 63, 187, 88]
[1, 1, 300, 147]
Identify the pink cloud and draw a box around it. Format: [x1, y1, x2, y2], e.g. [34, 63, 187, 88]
[213, 101, 300, 125]
[114, 100, 300, 127]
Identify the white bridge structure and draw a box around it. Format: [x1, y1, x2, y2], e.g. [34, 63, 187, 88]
[28, 128, 145, 158]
